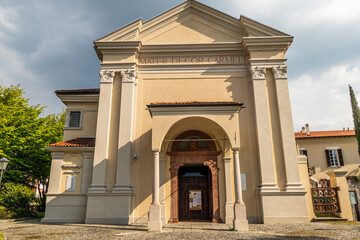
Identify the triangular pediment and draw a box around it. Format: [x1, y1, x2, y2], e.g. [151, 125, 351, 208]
[96, 0, 290, 44]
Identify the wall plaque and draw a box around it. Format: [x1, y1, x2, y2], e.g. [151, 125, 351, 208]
[189, 190, 202, 211]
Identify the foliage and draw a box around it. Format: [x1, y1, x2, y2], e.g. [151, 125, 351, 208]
[0, 85, 65, 211]
[0, 206, 12, 219]
[0, 182, 37, 218]
[349, 85, 360, 157]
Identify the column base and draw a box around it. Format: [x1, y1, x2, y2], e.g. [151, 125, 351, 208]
[225, 202, 234, 225]
[148, 204, 162, 232]
[233, 203, 249, 231]
[285, 182, 306, 192]
[87, 184, 106, 193]
[112, 185, 135, 195]
[160, 202, 167, 224]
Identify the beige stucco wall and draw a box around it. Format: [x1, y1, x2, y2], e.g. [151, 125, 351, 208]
[296, 137, 360, 173]
[45, 1, 311, 226]
[62, 103, 98, 141]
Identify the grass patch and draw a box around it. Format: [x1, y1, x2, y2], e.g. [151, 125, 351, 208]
[0, 233, 4, 240]
[36, 212, 45, 218]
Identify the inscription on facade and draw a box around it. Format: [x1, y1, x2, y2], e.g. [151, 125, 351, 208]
[138, 55, 244, 65]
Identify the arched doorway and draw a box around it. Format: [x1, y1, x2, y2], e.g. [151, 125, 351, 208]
[167, 130, 221, 223]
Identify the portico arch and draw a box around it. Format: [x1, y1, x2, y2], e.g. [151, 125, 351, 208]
[147, 102, 248, 231]
[167, 130, 221, 223]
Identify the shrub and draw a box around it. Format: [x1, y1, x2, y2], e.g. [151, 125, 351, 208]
[0, 206, 12, 219]
[0, 182, 36, 218]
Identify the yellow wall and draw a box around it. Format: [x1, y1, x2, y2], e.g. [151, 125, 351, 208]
[296, 136, 360, 173]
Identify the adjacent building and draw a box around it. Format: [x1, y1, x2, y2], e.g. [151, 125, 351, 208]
[295, 125, 360, 221]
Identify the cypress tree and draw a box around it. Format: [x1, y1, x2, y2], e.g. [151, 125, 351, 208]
[349, 85, 360, 157]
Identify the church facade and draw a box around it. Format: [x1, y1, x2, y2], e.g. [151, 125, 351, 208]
[42, 0, 309, 231]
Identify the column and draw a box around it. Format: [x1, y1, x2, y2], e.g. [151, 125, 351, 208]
[224, 157, 234, 225]
[272, 66, 303, 191]
[81, 152, 94, 194]
[148, 151, 162, 231]
[112, 69, 137, 194]
[232, 148, 249, 231]
[47, 152, 64, 194]
[159, 157, 167, 224]
[249, 66, 279, 192]
[88, 70, 115, 193]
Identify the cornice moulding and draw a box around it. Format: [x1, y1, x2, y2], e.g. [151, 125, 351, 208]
[45, 146, 95, 152]
[249, 59, 287, 66]
[240, 16, 290, 37]
[242, 36, 293, 52]
[57, 94, 99, 104]
[148, 105, 243, 117]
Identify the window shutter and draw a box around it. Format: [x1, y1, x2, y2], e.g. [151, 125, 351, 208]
[325, 150, 330, 167]
[338, 149, 344, 166]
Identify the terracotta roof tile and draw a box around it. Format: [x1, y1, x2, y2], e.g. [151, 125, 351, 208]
[49, 138, 95, 147]
[149, 101, 243, 106]
[295, 130, 355, 139]
[55, 88, 100, 95]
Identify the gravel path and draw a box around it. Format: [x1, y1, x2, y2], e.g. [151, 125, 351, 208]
[1, 219, 360, 239]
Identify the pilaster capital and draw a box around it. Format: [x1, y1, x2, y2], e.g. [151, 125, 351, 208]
[121, 69, 138, 84]
[272, 66, 288, 79]
[82, 152, 94, 160]
[249, 66, 266, 80]
[99, 70, 115, 83]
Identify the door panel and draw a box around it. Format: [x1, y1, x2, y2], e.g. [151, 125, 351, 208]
[179, 174, 210, 221]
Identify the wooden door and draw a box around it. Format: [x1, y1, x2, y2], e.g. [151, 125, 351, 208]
[178, 166, 210, 221]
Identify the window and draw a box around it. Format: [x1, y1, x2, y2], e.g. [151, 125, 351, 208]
[65, 175, 76, 192]
[349, 191, 358, 205]
[64, 109, 83, 129]
[69, 111, 81, 127]
[325, 148, 344, 167]
[299, 148, 309, 167]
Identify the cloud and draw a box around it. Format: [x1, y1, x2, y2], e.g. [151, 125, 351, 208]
[0, 0, 360, 131]
[289, 62, 360, 131]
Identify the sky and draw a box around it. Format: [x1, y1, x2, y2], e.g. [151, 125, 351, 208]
[0, 0, 360, 131]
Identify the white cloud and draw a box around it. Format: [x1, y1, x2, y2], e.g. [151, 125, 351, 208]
[289, 62, 360, 131]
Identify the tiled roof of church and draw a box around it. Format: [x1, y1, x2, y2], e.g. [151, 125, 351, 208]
[49, 138, 95, 147]
[148, 101, 244, 106]
[55, 88, 100, 95]
[295, 129, 355, 139]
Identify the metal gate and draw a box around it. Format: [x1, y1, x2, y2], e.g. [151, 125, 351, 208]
[311, 179, 340, 216]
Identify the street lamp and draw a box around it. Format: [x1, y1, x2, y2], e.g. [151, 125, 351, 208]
[0, 157, 9, 188]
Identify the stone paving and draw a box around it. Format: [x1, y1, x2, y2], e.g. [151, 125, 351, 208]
[163, 222, 232, 232]
[1, 218, 360, 239]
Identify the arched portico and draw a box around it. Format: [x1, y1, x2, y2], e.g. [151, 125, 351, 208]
[146, 102, 249, 231]
[167, 130, 221, 223]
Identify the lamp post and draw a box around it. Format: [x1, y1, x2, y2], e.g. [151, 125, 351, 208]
[0, 157, 9, 188]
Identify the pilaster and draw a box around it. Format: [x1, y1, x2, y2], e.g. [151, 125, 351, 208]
[272, 66, 304, 191]
[81, 152, 94, 194]
[223, 157, 234, 225]
[112, 69, 137, 194]
[48, 152, 65, 194]
[160, 157, 167, 224]
[88, 70, 115, 193]
[249, 66, 279, 192]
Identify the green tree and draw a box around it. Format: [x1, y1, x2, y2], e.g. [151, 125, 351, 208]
[349, 85, 360, 157]
[0, 85, 64, 211]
